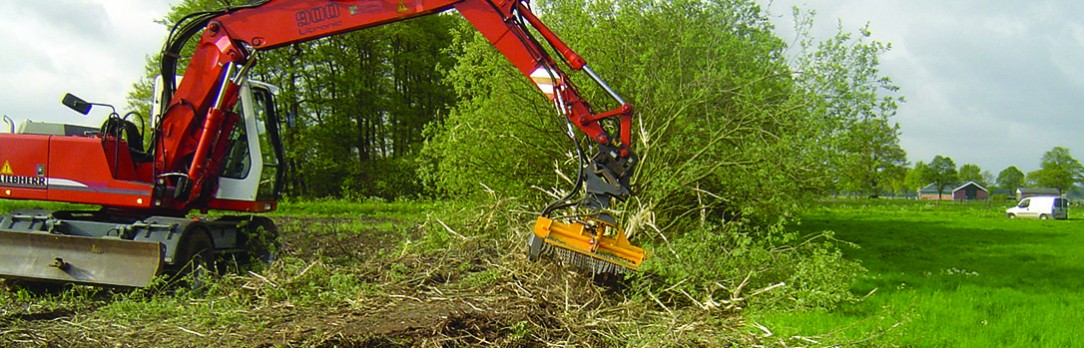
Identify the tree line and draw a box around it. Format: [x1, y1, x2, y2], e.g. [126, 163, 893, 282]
[903, 146, 1084, 199]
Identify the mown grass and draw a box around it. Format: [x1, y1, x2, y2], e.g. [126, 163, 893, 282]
[753, 199, 1084, 346]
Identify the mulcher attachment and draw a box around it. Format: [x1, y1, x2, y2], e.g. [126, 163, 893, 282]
[529, 216, 645, 274]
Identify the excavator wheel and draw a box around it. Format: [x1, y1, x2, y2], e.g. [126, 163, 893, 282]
[241, 216, 279, 266]
[216, 215, 280, 269]
[171, 228, 215, 288]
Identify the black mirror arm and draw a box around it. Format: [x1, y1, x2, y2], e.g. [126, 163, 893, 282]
[61, 93, 116, 117]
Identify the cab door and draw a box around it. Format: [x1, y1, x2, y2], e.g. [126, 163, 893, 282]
[210, 82, 284, 212]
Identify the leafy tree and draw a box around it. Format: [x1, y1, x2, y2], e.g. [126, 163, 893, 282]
[790, 17, 906, 198]
[923, 155, 957, 200]
[1032, 146, 1084, 194]
[958, 163, 984, 186]
[882, 162, 910, 196]
[836, 118, 908, 197]
[982, 171, 995, 188]
[996, 166, 1025, 193]
[903, 161, 929, 196]
[426, 0, 835, 225]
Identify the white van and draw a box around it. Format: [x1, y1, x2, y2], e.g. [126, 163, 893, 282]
[1006, 196, 1068, 220]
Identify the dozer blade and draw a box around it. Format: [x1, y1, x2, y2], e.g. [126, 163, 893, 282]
[0, 230, 162, 288]
[530, 216, 645, 274]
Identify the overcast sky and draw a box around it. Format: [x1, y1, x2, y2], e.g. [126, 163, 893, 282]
[761, 0, 1084, 174]
[0, 0, 173, 127]
[2, 0, 1082, 174]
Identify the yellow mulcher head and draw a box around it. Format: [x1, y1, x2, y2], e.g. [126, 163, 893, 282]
[529, 216, 645, 274]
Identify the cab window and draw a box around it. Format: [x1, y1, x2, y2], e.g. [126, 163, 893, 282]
[220, 104, 251, 179]
[251, 87, 280, 200]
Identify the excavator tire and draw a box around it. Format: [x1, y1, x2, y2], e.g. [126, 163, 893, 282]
[215, 215, 280, 268]
[241, 216, 279, 266]
[171, 228, 215, 288]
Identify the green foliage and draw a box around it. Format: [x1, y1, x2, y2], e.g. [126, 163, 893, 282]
[339, 157, 425, 201]
[1030, 146, 1084, 194]
[996, 165, 1025, 192]
[835, 117, 908, 197]
[790, 15, 907, 198]
[958, 163, 984, 185]
[640, 221, 864, 311]
[924, 155, 958, 196]
[530, 0, 835, 227]
[902, 161, 928, 195]
[417, 18, 562, 201]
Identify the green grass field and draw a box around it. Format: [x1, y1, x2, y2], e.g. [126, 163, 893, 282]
[754, 199, 1084, 346]
[6, 197, 1084, 346]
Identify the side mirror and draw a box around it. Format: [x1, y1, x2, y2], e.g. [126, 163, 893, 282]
[62, 93, 92, 115]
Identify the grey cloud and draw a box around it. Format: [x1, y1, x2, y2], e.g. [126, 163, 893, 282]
[19, 0, 111, 41]
[764, 0, 1084, 172]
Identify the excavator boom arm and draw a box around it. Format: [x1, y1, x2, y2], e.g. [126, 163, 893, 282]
[158, 1, 632, 209]
[156, 0, 643, 273]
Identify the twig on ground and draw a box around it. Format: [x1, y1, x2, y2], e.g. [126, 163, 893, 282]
[176, 325, 206, 337]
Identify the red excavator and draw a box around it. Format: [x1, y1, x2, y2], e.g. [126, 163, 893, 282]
[0, 0, 644, 287]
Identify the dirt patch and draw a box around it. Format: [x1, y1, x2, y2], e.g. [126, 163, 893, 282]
[274, 216, 414, 260]
[248, 300, 535, 347]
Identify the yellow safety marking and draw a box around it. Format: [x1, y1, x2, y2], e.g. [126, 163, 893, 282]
[397, 0, 409, 13]
[0, 161, 12, 175]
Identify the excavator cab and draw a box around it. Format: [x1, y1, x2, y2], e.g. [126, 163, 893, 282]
[211, 81, 285, 211]
[151, 77, 286, 212]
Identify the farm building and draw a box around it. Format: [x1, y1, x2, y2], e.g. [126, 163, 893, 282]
[1016, 187, 1061, 200]
[918, 181, 989, 201]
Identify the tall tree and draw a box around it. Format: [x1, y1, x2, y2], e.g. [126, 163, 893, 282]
[958, 163, 984, 185]
[792, 20, 906, 198]
[1032, 146, 1084, 194]
[837, 118, 909, 197]
[996, 166, 1025, 193]
[903, 161, 929, 196]
[923, 155, 957, 200]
